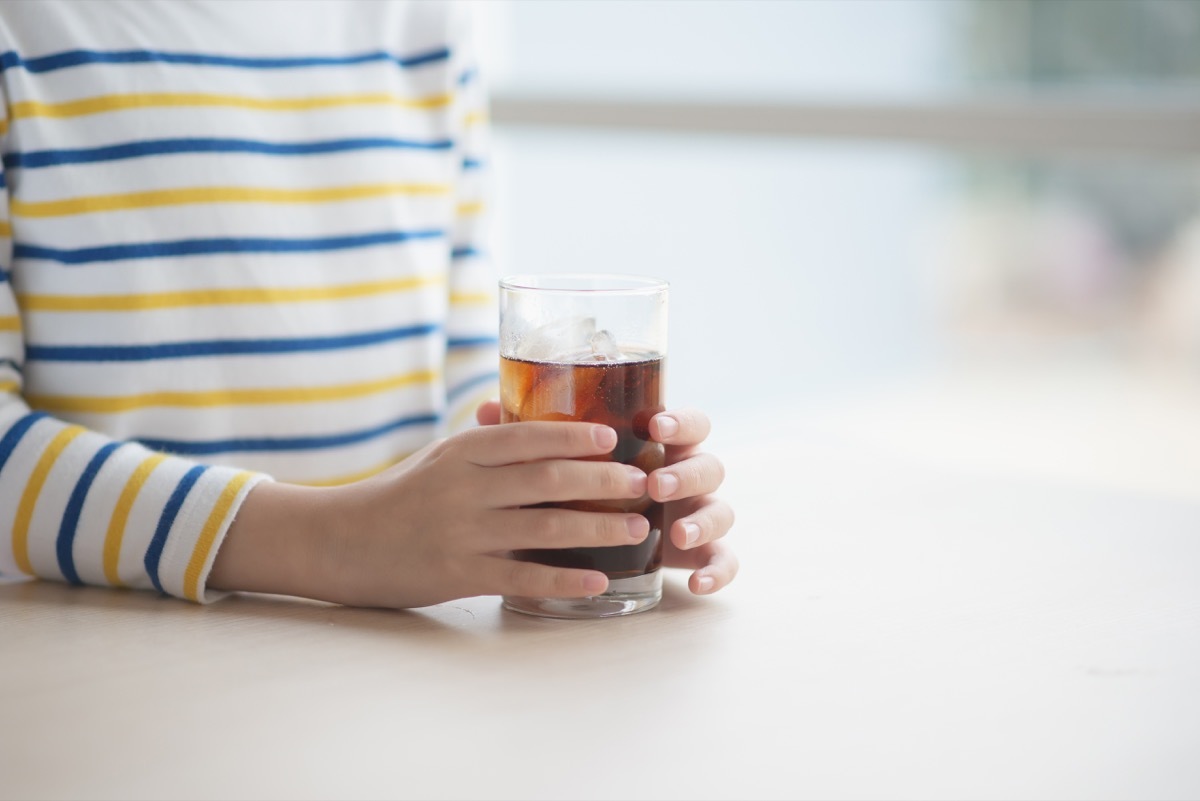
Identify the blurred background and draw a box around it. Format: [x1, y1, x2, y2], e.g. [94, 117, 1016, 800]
[476, 0, 1200, 499]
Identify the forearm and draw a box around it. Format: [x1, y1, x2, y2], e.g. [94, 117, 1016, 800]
[0, 401, 269, 600]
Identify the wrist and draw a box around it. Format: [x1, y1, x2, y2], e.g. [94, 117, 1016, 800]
[208, 480, 339, 599]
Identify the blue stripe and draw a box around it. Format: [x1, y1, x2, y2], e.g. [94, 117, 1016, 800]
[15, 229, 445, 266]
[447, 372, 499, 404]
[0, 358, 23, 375]
[0, 47, 450, 74]
[139, 412, 439, 456]
[0, 412, 48, 475]
[462, 158, 484, 171]
[144, 464, 208, 594]
[26, 322, 440, 363]
[5, 136, 454, 170]
[448, 336, 499, 349]
[458, 67, 477, 86]
[57, 441, 121, 585]
[451, 247, 482, 260]
[0, 170, 6, 188]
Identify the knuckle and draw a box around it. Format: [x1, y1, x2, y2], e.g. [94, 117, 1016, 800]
[534, 461, 566, 494]
[561, 423, 585, 451]
[696, 500, 733, 537]
[599, 465, 625, 495]
[550, 568, 579, 597]
[691, 408, 713, 434]
[426, 436, 453, 460]
[534, 422, 580, 456]
[535, 512, 564, 541]
[506, 560, 541, 594]
[596, 514, 624, 544]
[676, 408, 709, 439]
[678, 460, 704, 491]
[508, 560, 575, 597]
[694, 511, 718, 539]
[710, 455, 727, 486]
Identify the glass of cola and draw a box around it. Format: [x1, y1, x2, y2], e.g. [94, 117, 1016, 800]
[498, 274, 668, 618]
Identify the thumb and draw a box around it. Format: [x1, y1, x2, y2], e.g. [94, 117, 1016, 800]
[475, 399, 502, 426]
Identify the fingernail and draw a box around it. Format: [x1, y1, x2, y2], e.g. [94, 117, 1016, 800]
[627, 516, 648, 541]
[592, 425, 617, 450]
[697, 576, 716, 594]
[627, 466, 648, 494]
[657, 473, 679, 499]
[583, 573, 608, 594]
[682, 522, 700, 547]
[656, 415, 679, 439]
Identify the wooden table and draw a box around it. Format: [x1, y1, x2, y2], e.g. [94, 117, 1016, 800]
[4, 365, 1199, 800]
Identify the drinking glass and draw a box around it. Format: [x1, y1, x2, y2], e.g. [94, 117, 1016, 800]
[499, 274, 668, 618]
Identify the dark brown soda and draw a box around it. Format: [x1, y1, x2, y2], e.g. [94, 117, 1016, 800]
[499, 353, 665, 579]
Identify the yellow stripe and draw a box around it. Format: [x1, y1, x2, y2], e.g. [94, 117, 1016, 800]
[0, 220, 11, 237]
[463, 111, 488, 127]
[183, 471, 256, 601]
[11, 426, 85, 574]
[20, 274, 444, 312]
[102, 453, 167, 586]
[298, 453, 412, 487]
[12, 183, 452, 218]
[0, 118, 8, 136]
[449, 291, 493, 306]
[11, 91, 453, 119]
[0, 316, 21, 332]
[0, 379, 20, 394]
[455, 201, 484, 217]
[27, 369, 439, 414]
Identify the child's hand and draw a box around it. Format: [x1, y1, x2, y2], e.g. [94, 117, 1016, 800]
[646, 408, 738, 595]
[210, 422, 650, 608]
[475, 401, 738, 596]
[648, 410, 739, 592]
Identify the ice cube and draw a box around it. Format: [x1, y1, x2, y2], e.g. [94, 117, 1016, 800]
[499, 357, 535, 420]
[589, 329, 622, 361]
[520, 361, 603, 419]
[516, 316, 596, 362]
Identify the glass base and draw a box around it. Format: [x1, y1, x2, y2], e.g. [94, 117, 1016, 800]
[502, 570, 662, 619]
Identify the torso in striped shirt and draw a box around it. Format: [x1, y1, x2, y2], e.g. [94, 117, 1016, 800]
[0, 0, 498, 487]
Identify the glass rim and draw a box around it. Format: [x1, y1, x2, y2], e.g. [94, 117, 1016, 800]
[499, 273, 669, 296]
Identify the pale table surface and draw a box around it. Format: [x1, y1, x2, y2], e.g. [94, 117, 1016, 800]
[3, 365, 1200, 801]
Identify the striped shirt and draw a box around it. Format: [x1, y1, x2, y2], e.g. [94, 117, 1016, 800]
[0, 0, 498, 601]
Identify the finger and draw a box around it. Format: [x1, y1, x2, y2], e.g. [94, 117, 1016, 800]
[662, 540, 739, 594]
[689, 540, 739, 594]
[475, 399, 501, 426]
[669, 496, 734, 551]
[479, 555, 609, 598]
[483, 508, 649, 551]
[458, 421, 617, 467]
[650, 407, 711, 447]
[489, 459, 647, 507]
[649, 452, 725, 502]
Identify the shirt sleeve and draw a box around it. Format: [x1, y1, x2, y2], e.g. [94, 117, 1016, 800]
[0, 92, 270, 604]
[443, 7, 499, 434]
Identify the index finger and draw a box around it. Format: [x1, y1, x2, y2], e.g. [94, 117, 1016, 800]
[457, 421, 618, 467]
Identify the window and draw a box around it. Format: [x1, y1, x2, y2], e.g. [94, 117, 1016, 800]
[480, 0, 1200, 428]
